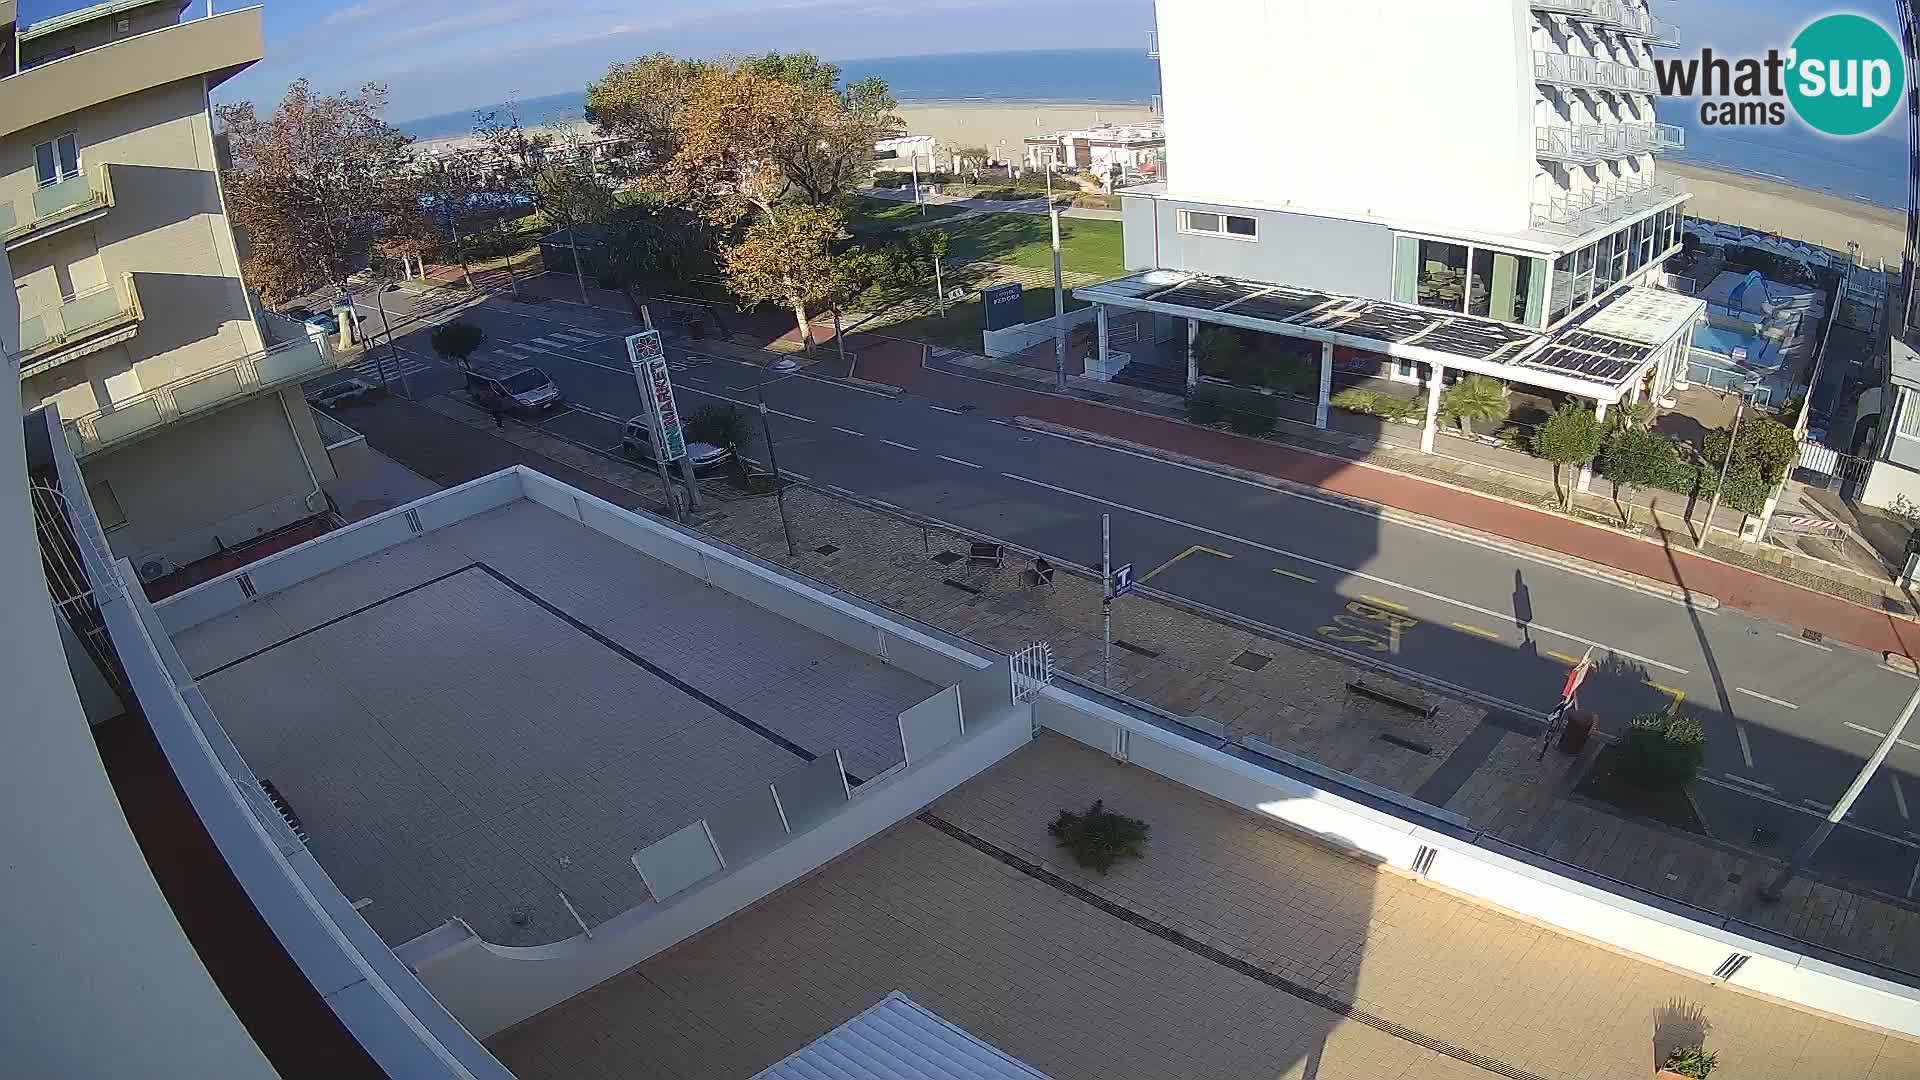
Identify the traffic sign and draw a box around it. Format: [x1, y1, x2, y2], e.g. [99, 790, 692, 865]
[1109, 562, 1135, 599]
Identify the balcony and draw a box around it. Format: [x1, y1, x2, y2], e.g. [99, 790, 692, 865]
[1531, 174, 1686, 236]
[18, 274, 143, 376]
[1531, 0, 1654, 36]
[62, 334, 344, 459]
[2, 164, 114, 250]
[1646, 17, 1680, 47]
[1533, 50, 1658, 95]
[1147, 30, 1158, 58]
[1535, 120, 1679, 163]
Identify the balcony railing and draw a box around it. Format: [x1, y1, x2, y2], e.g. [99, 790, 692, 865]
[1646, 17, 1680, 47]
[18, 274, 142, 372]
[1146, 30, 1158, 58]
[1531, 0, 1654, 36]
[1530, 174, 1686, 236]
[1, 164, 114, 248]
[63, 334, 344, 459]
[1536, 120, 1679, 163]
[1533, 50, 1658, 95]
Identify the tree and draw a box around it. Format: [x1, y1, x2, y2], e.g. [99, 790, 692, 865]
[1601, 424, 1676, 526]
[604, 198, 712, 317]
[585, 53, 714, 179]
[1440, 375, 1508, 435]
[1704, 414, 1796, 486]
[430, 321, 486, 367]
[1615, 708, 1705, 791]
[1610, 395, 1656, 433]
[684, 404, 754, 454]
[723, 203, 845, 348]
[1533, 403, 1603, 510]
[474, 102, 615, 305]
[217, 80, 419, 306]
[416, 152, 488, 290]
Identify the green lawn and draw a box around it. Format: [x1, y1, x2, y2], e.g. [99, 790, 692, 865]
[939, 213, 1123, 278]
[884, 283, 1087, 351]
[847, 196, 969, 236]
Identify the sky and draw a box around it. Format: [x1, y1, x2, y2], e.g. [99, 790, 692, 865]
[13, 0, 1902, 123]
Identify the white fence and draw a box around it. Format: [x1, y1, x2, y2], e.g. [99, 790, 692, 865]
[981, 305, 1097, 358]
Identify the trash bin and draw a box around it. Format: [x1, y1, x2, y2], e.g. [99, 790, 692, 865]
[1558, 710, 1596, 754]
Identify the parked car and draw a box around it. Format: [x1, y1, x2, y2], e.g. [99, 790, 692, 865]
[303, 311, 342, 335]
[621, 417, 732, 475]
[309, 378, 376, 410]
[467, 362, 563, 413]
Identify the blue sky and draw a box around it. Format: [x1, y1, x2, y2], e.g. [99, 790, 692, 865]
[15, 0, 1901, 123]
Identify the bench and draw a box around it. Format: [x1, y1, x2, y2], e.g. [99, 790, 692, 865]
[1346, 679, 1437, 719]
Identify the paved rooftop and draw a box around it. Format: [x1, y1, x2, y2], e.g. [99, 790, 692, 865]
[490, 734, 1920, 1080]
[173, 499, 933, 946]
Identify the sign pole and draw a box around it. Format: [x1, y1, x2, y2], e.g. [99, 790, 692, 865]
[1102, 513, 1112, 687]
[626, 330, 687, 522]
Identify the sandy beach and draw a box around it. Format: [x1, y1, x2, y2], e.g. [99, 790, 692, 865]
[1663, 162, 1904, 266]
[895, 101, 1158, 155]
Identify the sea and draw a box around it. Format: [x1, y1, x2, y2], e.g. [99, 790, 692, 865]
[395, 47, 1908, 211]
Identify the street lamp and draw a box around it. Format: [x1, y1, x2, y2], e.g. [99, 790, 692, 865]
[371, 283, 405, 397]
[1049, 165, 1067, 392]
[1695, 378, 1758, 548]
[753, 366, 801, 559]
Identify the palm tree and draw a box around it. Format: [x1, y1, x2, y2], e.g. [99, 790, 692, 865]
[1440, 374, 1509, 435]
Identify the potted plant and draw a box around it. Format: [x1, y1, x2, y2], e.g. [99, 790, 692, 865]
[1657, 1046, 1716, 1079]
[1049, 800, 1148, 874]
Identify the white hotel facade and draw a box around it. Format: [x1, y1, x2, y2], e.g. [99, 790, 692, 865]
[1083, 0, 1704, 485]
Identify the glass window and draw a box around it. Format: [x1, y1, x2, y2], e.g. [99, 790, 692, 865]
[1901, 389, 1920, 439]
[1415, 239, 1469, 312]
[1474, 249, 1539, 325]
[1574, 243, 1596, 303]
[1468, 248, 1494, 318]
[1392, 236, 1421, 304]
[1549, 253, 1576, 323]
[1181, 210, 1221, 234]
[1593, 235, 1617, 290]
[1179, 210, 1256, 240]
[33, 133, 79, 186]
[1225, 215, 1256, 237]
[1629, 219, 1649, 273]
[1524, 256, 1548, 326]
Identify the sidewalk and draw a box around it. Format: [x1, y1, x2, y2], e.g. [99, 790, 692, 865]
[350, 389, 1920, 983]
[849, 341, 1920, 660]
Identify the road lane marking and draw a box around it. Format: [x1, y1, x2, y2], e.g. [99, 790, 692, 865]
[1735, 687, 1799, 710]
[1271, 568, 1317, 584]
[1547, 650, 1582, 665]
[1777, 631, 1833, 652]
[1893, 772, 1911, 821]
[1843, 721, 1920, 751]
[998, 472, 1690, 675]
[834, 426, 867, 437]
[1141, 545, 1234, 585]
[930, 405, 964, 415]
[1453, 623, 1503, 641]
[1358, 595, 1408, 612]
[1722, 773, 1775, 793]
[1736, 723, 1755, 768]
[986, 417, 1010, 425]
[1645, 681, 1686, 705]
[1698, 775, 1920, 848]
[1319, 599, 1418, 656]
[1909, 857, 1920, 900]
[1804, 798, 1832, 812]
[882, 439, 919, 452]
[938, 455, 983, 469]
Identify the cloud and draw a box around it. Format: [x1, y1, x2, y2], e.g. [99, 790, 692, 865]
[324, 0, 409, 26]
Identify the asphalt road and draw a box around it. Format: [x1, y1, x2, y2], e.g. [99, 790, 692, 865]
[335, 283, 1920, 902]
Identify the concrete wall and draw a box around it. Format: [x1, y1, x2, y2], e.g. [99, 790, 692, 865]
[1862, 456, 1920, 510]
[11, 75, 262, 420]
[86, 387, 330, 567]
[1122, 191, 1158, 272]
[1155, 0, 1535, 236]
[982, 305, 1097, 358]
[1035, 688, 1920, 1039]
[1138, 195, 1398, 296]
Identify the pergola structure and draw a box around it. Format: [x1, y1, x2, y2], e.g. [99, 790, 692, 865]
[1075, 270, 1705, 491]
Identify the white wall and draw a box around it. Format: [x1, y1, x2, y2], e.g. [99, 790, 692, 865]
[1862, 457, 1920, 511]
[982, 305, 1096, 358]
[1156, 0, 1535, 235]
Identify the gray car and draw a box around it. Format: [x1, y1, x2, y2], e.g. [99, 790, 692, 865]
[622, 418, 731, 475]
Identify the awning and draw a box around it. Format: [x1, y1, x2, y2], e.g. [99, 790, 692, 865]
[751, 992, 1056, 1080]
[1077, 269, 1705, 404]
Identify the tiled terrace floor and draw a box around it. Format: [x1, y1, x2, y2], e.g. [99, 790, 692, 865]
[174, 500, 933, 945]
[490, 734, 1920, 1080]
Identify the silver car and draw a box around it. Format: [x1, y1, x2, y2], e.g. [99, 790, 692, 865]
[622, 418, 731, 475]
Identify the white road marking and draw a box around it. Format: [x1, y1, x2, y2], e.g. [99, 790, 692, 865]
[1000, 471, 1690, 676]
[1736, 723, 1755, 768]
[882, 439, 919, 452]
[986, 418, 1011, 425]
[1843, 721, 1920, 751]
[930, 405, 964, 415]
[1804, 798, 1833, 812]
[1777, 631, 1833, 652]
[1015, 423, 1713, 612]
[834, 426, 867, 437]
[781, 469, 811, 481]
[1721, 773, 1775, 793]
[1908, 856, 1920, 899]
[1735, 687, 1798, 710]
[1893, 772, 1911, 821]
[938, 455, 983, 469]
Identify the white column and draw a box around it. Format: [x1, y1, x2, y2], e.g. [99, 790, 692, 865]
[1316, 342, 1333, 429]
[1096, 305, 1109, 379]
[1578, 400, 1608, 493]
[1186, 319, 1200, 389]
[1420, 363, 1445, 454]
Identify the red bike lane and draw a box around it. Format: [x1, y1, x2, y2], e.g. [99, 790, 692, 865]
[852, 338, 1920, 662]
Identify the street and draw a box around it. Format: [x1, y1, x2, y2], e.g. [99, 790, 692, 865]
[340, 281, 1920, 901]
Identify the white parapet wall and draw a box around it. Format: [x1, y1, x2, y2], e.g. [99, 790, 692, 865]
[981, 305, 1097, 359]
[1035, 688, 1920, 1039]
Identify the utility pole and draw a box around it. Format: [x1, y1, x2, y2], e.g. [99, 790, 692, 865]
[832, 307, 849, 375]
[933, 254, 946, 317]
[1050, 166, 1067, 392]
[1101, 513, 1112, 687]
[1762, 681, 1920, 900]
[759, 381, 798, 558]
[369, 286, 397, 395]
[910, 153, 923, 217]
[1696, 385, 1749, 548]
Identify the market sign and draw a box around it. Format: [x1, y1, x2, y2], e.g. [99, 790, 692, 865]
[625, 330, 686, 461]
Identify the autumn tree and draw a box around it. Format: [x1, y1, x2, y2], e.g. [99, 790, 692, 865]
[217, 80, 418, 306]
[723, 202, 846, 349]
[474, 102, 615, 305]
[585, 53, 713, 179]
[416, 151, 488, 290]
[604, 197, 712, 317]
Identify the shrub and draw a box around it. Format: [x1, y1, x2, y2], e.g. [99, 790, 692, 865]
[1614, 710, 1706, 791]
[429, 320, 486, 366]
[1049, 800, 1148, 874]
[684, 405, 754, 452]
[1496, 426, 1533, 454]
[1329, 387, 1380, 414]
[1374, 395, 1424, 422]
[1227, 408, 1276, 436]
[1186, 395, 1224, 425]
[1663, 1046, 1718, 1079]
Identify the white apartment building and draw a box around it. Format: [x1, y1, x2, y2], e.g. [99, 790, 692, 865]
[1022, 122, 1165, 181]
[1080, 0, 1702, 481]
[2, 0, 343, 586]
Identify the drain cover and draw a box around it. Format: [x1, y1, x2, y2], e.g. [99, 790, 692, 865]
[931, 550, 963, 566]
[1232, 650, 1273, 672]
[813, 544, 840, 556]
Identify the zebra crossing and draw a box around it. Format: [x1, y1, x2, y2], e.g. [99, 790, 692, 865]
[341, 352, 438, 383]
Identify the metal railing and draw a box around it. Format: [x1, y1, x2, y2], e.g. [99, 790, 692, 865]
[63, 334, 343, 459]
[1532, 50, 1657, 94]
[1646, 17, 1680, 46]
[1531, 0, 1652, 34]
[1146, 30, 1158, 58]
[1530, 174, 1684, 235]
[1536, 120, 1678, 163]
[18, 274, 141, 364]
[3, 164, 113, 246]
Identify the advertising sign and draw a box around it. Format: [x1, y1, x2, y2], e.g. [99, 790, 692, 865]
[981, 282, 1025, 331]
[625, 330, 686, 461]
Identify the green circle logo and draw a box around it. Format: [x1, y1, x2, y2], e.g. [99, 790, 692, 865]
[1786, 13, 1905, 136]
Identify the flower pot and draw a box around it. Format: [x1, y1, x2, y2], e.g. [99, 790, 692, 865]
[1558, 710, 1597, 754]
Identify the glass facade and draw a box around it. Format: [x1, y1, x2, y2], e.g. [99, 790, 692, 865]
[1539, 205, 1686, 330]
[1397, 236, 1547, 328]
[1415, 239, 1469, 310]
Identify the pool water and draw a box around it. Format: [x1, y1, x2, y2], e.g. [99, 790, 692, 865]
[1692, 323, 1765, 356]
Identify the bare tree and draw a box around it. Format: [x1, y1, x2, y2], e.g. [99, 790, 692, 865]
[473, 101, 614, 305]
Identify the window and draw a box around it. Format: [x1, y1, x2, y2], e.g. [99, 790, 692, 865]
[1474, 250, 1543, 325]
[1900, 389, 1920, 440]
[1574, 244, 1596, 303]
[34, 133, 80, 187]
[86, 480, 127, 531]
[1415, 239, 1469, 312]
[1549, 253, 1576, 324]
[1391, 236, 1421, 304]
[1178, 209, 1257, 240]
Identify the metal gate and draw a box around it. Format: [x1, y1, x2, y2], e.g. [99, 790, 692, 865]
[1792, 441, 1873, 498]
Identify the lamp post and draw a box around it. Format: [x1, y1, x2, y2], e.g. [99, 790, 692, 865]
[1049, 166, 1066, 392]
[1696, 380, 1756, 548]
[755, 370, 800, 559]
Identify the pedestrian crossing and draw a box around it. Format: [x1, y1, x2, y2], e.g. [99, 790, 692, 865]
[342, 353, 438, 383]
[524, 327, 611, 351]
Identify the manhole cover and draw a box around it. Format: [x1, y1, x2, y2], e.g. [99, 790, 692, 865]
[1801, 628, 1824, 643]
[931, 550, 963, 566]
[1113, 639, 1160, 658]
[814, 544, 840, 556]
[1232, 650, 1273, 671]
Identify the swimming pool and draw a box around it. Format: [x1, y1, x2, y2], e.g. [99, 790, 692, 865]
[1692, 323, 1767, 357]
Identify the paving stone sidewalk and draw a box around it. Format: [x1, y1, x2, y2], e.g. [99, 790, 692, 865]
[360, 392, 1920, 983]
